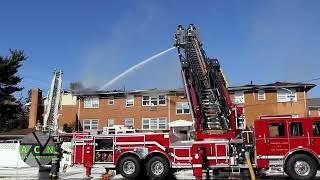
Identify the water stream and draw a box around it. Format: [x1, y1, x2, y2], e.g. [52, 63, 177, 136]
[99, 47, 176, 90]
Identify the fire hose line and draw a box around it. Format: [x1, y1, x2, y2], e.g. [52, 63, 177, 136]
[245, 151, 256, 180]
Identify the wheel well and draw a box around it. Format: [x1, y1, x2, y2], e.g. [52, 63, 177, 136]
[145, 151, 171, 168]
[285, 150, 320, 170]
[116, 152, 141, 173]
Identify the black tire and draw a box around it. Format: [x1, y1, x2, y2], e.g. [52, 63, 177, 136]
[117, 156, 141, 179]
[146, 156, 170, 179]
[285, 154, 317, 180]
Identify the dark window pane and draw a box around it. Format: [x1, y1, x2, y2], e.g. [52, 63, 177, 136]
[290, 122, 303, 136]
[269, 123, 286, 137]
[312, 121, 320, 136]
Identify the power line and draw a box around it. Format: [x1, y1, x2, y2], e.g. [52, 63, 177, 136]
[299, 76, 320, 83]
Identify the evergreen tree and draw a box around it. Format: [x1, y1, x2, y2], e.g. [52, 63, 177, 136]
[0, 50, 27, 132]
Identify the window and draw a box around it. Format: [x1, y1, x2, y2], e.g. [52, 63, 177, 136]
[258, 90, 265, 101]
[312, 121, 320, 136]
[83, 119, 98, 131]
[142, 118, 167, 130]
[142, 95, 166, 106]
[84, 96, 99, 108]
[150, 118, 158, 129]
[234, 91, 245, 104]
[124, 118, 134, 129]
[159, 95, 166, 105]
[290, 122, 303, 136]
[108, 96, 114, 105]
[143, 119, 150, 129]
[158, 118, 167, 129]
[268, 122, 286, 137]
[277, 89, 297, 102]
[126, 95, 134, 107]
[176, 102, 190, 114]
[107, 119, 114, 127]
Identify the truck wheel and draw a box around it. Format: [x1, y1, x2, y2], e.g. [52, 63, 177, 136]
[146, 156, 170, 179]
[118, 156, 141, 179]
[285, 154, 317, 180]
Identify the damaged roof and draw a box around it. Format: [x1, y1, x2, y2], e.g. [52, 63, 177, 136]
[70, 82, 316, 96]
[72, 88, 185, 96]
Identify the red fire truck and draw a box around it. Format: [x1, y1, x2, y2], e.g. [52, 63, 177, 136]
[71, 25, 320, 180]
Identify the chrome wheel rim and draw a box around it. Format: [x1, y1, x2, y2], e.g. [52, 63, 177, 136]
[123, 161, 135, 175]
[151, 161, 164, 176]
[294, 160, 310, 176]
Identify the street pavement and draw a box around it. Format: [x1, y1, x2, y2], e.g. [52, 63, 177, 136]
[0, 166, 320, 179]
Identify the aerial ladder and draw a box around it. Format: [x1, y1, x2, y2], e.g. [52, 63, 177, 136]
[43, 69, 63, 135]
[175, 24, 243, 140]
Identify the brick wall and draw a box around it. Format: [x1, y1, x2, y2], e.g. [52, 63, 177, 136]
[309, 108, 320, 117]
[28, 88, 43, 128]
[230, 89, 308, 128]
[53, 88, 312, 130]
[77, 92, 192, 131]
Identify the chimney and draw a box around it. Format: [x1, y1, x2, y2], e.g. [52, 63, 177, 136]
[28, 88, 43, 128]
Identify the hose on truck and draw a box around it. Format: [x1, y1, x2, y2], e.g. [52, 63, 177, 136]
[245, 151, 256, 180]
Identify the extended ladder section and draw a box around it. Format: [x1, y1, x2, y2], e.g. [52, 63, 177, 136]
[43, 70, 63, 134]
[175, 24, 234, 133]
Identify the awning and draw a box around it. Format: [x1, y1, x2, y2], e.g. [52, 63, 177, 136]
[169, 120, 192, 127]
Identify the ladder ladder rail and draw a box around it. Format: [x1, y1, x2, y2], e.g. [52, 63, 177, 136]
[43, 70, 63, 134]
[175, 24, 234, 132]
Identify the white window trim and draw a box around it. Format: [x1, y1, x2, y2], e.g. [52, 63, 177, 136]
[126, 95, 134, 107]
[83, 96, 99, 108]
[141, 117, 167, 130]
[234, 91, 245, 104]
[176, 102, 191, 115]
[258, 90, 266, 101]
[107, 119, 114, 127]
[142, 94, 167, 106]
[277, 89, 297, 103]
[83, 119, 99, 131]
[124, 118, 134, 128]
[108, 96, 114, 105]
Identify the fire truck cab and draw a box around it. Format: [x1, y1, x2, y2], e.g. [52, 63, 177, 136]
[255, 116, 320, 179]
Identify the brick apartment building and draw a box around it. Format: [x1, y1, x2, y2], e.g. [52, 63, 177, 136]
[67, 89, 191, 132]
[28, 82, 317, 132]
[308, 98, 320, 117]
[229, 82, 316, 127]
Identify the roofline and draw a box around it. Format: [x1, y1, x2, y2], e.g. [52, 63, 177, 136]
[228, 84, 316, 92]
[73, 88, 185, 96]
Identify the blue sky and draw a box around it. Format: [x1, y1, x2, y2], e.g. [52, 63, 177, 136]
[0, 1, 319, 97]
